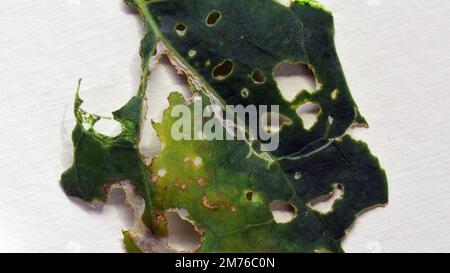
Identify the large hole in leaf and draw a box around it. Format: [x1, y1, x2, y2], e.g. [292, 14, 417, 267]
[252, 69, 266, 84]
[270, 201, 297, 223]
[308, 184, 344, 214]
[273, 62, 317, 101]
[139, 55, 192, 164]
[296, 102, 320, 130]
[166, 210, 201, 252]
[93, 119, 122, 137]
[213, 60, 234, 80]
[207, 11, 221, 26]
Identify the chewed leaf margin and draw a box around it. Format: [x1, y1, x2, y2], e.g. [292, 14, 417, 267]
[61, 27, 158, 227]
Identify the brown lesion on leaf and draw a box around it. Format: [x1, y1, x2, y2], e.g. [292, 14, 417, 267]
[151, 175, 159, 183]
[201, 192, 236, 212]
[154, 213, 167, 225]
[150, 210, 170, 238]
[174, 180, 187, 190]
[202, 195, 219, 210]
[196, 177, 205, 187]
[197, 227, 206, 236]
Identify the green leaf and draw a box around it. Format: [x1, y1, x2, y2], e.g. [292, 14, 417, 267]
[123, 231, 144, 253]
[61, 0, 388, 253]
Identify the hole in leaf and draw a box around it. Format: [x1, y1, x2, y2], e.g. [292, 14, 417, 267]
[270, 201, 297, 223]
[296, 102, 320, 130]
[308, 184, 344, 214]
[166, 210, 201, 252]
[175, 23, 187, 36]
[139, 55, 192, 164]
[213, 60, 234, 80]
[188, 49, 197, 58]
[252, 69, 266, 84]
[261, 112, 291, 134]
[93, 119, 122, 137]
[82, 122, 91, 131]
[158, 168, 167, 177]
[206, 11, 221, 26]
[241, 88, 250, 98]
[273, 62, 317, 101]
[331, 89, 339, 100]
[193, 156, 203, 167]
[246, 191, 254, 201]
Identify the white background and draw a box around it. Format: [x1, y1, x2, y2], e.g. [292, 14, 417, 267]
[0, 0, 449, 253]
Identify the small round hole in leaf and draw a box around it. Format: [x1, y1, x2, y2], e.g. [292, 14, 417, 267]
[207, 11, 221, 26]
[246, 191, 254, 201]
[158, 168, 167, 177]
[241, 88, 250, 98]
[193, 156, 203, 166]
[331, 89, 339, 100]
[252, 70, 266, 84]
[188, 50, 197, 58]
[213, 60, 234, 80]
[175, 23, 187, 36]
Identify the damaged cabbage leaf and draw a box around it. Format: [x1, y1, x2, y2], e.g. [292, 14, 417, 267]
[61, 0, 388, 252]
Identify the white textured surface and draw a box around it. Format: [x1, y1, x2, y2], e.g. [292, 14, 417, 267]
[0, 0, 449, 253]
